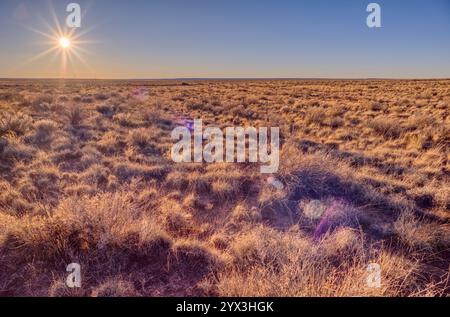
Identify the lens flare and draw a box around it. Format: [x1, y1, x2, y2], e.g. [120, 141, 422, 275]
[59, 37, 71, 48]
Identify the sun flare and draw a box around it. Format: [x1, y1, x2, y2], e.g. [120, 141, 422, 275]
[59, 37, 72, 48]
[59, 37, 71, 49]
[22, 2, 97, 78]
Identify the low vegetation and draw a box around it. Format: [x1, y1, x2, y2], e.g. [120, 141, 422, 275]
[0, 79, 448, 296]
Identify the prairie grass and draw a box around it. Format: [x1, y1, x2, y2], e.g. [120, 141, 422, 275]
[0, 79, 448, 297]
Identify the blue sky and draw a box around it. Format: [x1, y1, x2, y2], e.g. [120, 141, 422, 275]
[0, 0, 449, 78]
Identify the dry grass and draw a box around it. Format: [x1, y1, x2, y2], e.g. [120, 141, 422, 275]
[0, 79, 448, 297]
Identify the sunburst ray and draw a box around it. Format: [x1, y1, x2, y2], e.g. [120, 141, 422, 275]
[19, 1, 98, 78]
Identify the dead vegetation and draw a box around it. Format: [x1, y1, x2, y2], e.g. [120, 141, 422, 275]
[0, 79, 448, 297]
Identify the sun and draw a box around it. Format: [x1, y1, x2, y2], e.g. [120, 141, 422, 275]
[59, 37, 71, 49]
[22, 3, 98, 78]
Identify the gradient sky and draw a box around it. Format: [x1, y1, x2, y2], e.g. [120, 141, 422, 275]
[0, 0, 449, 79]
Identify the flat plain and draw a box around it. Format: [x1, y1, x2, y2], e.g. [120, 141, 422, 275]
[0, 79, 449, 296]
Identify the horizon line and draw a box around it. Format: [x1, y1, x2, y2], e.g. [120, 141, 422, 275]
[1, 77, 449, 81]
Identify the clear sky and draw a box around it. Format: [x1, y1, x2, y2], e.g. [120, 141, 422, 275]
[0, 0, 449, 79]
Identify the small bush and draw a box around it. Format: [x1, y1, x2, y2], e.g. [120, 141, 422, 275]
[0, 112, 33, 137]
[0, 181, 34, 215]
[172, 240, 222, 277]
[113, 113, 134, 127]
[164, 211, 193, 236]
[305, 108, 326, 126]
[368, 118, 404, 139]
[97, 131, 124, 155]
[96, 104, 116, 118]
[127, 128, 151, 148]
[211, 180, 237, 201]
[29, 120, 58, 145]
[66, 105, 83, 127]
[114, 162, 168, 182]
[92, 279, 138, 297]
[230, 204, 261, 224]
[95, 93, 110, 101]
[31, 95, 54, 110]
[370, 102, 386, 111]
[0, 137, 35, 166]
[394, 211, 449, 251]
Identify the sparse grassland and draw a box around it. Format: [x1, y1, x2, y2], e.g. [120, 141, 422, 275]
[0, 79, 449, 296]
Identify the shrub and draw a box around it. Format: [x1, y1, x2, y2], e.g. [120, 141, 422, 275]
[113, 113, 134, 127]
[229, 204, 261, 224]
[114, 162, 168, 182]
[305, 108, 326, 126]
[29, 120, 58, 145]
[163, 211, 193, 236]
[368, 118, 404, 139]
[0, 137, 35, 166]
[394, 211, 449, 251]
[31, 95, 54, 110]
[127, 128, 151, 148]
[211, 180, 237, 201]
[328, 117, 344, 128]
[95, 93, 110, 101]
[20, 165, 61, 202]
[66, 105, 83, 127]
[0, 112, 33, 137]
[97, 131, 124, 155]
[81, 164, 110, 188]
[172, 240, 223, 277]
[96, 104, 116, 118]
[370, 102, 386, 111]
[91, 279, 138, 297]
[0, 181, 34, 215]
[1, 192, 173, 270]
